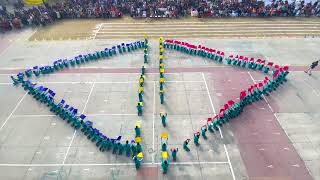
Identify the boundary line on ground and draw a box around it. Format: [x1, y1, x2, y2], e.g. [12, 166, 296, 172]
[62, 82, 95, 164]
[152, 82, 156, 164]
[0, 81, 204, 85]
[303, 80, 320, 96]
[0, 161, 229, 167]
[0, 92, 28, 131]
[201, 73, 223, 139]
[99, 26, 320, 30]
[224, 144, 236, 180]
[93, 24, 103, 40]
[247, 72, 274, 112]
[96, 30, 320, 34]
[201, 73, 236, 180]
[100, 22, 320, 25]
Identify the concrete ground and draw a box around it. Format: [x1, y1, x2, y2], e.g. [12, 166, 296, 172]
[0, 19, 319, 180]
[28, 17, 320, 40]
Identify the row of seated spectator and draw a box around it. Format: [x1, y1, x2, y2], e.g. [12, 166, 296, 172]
[1, 0, 320, 32]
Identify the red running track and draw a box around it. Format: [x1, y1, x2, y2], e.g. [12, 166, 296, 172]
[206, 67, 313, 180]
[0, 66, 319, 75]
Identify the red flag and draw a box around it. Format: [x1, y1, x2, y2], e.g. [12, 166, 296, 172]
[224, 103, 229, 110]
[267, 62, 274, 67]
[273, 70, 280, 78]
[240, 91, 246, 100]
[228, 100, 235, 106]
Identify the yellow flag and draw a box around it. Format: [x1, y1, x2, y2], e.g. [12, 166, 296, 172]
[161, 132, 168, 139]
[137, 152, 144, 158]
[162, 151, 168, 159]
[135, 137, 142, 143]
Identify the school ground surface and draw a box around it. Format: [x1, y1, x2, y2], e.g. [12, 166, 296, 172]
[0, 18, 320, 180]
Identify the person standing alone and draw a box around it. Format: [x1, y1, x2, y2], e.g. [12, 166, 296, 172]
[305, 60, 319, 76]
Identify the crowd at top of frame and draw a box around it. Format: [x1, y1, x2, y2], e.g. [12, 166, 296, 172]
[1, 0, 320, 32]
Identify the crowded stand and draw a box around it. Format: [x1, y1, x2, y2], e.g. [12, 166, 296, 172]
[1, 0, 320, 32]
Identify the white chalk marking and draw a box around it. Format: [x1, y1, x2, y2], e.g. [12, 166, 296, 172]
[12, 114, 56, 118]
[247, 72, 274, 112]
[224, 144, 236, 180]
[93, 24, 103, 40]
[62, 82, 95, 164]
[88, 113, 136, 116]
[201, 73, 223, 139]
[303, 80, 320, 97]
[0, 161, 229, 167]
[0, 92, 27, 131]
[152, 82, 156, 164]
[0, 81, 205, 85]
[202, 73, 236, 180]
[62, 130, 76, 165]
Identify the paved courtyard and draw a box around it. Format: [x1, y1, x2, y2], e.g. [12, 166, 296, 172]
[0, 19, 319, 180]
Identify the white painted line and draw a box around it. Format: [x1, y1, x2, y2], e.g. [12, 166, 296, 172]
[0, 81, 206, 85]
[202, 72, 235, 180]
[11, 113, 139, 118]
[93, 24, 103, 40]
[152, 82, 156, 164]
[97, 30, 320, 34]
[62, 82, 95, 164]
[201, 73, 224, 139]
[99, 26, 320, 30]
[98, 27, 320, 36]
[12, 114, 56, 118]
[0, 161, 229, 167]
[169, 161, 229, 165]
[62, 130, 76, 165]
[247, 72, 274, 112]
[0, 92, 28, 131]
[224, 144, 236, 180]
[96, 32, 319, 37]
[88, 113, 136, 116]
[101, 22, 320, 25]
[82, 82, 95, 114]
[303, 80, 320, 96]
